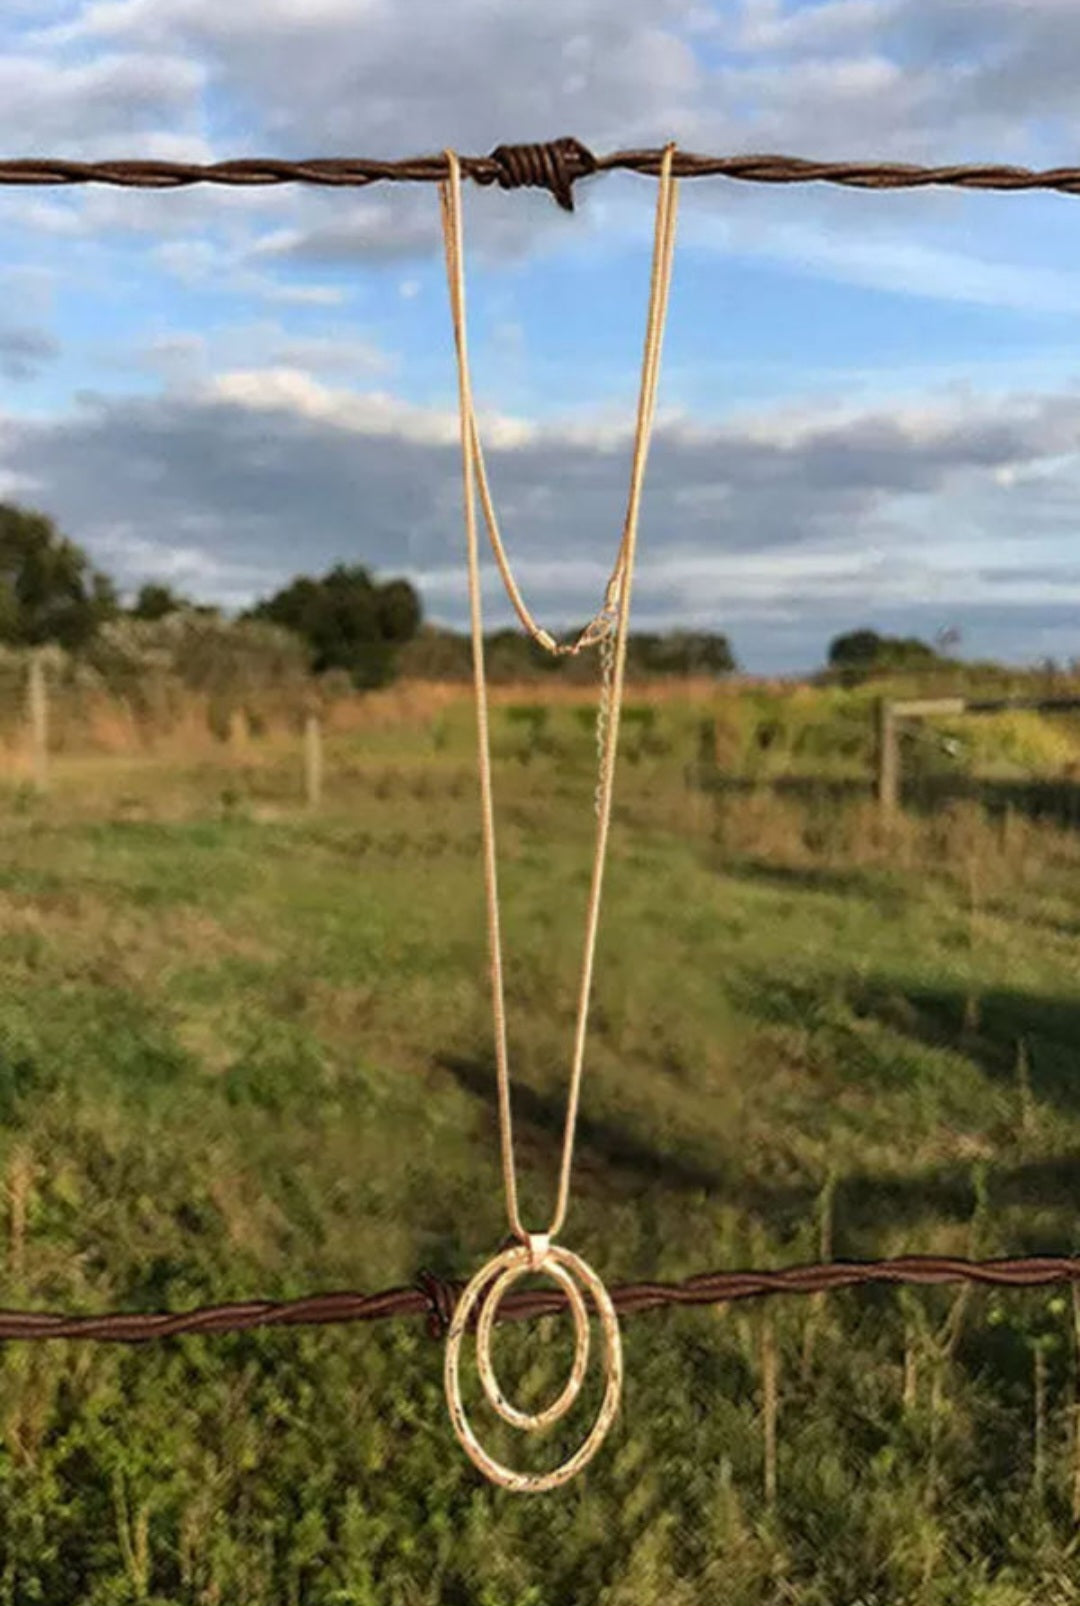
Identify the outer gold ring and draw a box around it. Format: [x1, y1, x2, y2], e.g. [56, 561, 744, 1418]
[444, 1241, 623, 1494]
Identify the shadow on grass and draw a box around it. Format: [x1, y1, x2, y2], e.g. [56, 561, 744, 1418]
[717, 856, 912, 913]
[434, 1050, 730, 1200]
[435, 1047, 1080, 1255]
[909, 772, 1080, 828]
[849, 979, 1080, 1111]
[438, 963, 1080, 1255]
[815, 1150, 1080, 1260]
[687, 966, 1080, 1249]
[980, 898, 1080, 943]
[737, 966, 1080, 1118]
[698, 770, 1080, 830]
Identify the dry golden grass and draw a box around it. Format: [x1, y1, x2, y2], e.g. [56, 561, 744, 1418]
[2, 676, 747, 761]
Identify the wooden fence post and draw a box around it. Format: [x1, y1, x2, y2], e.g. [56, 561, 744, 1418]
[304, 712, 323, 810]
[27, 652, 48, 793]
[876, 696, 971, 823]
[876, 697, 898, 822]
[228, 706, 250, 755]
[762, 1309, 779, 1512]
[684, 717, 716, 834]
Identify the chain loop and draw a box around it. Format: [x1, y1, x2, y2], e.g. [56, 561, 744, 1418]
[438, 143, 679, 1489]
[440, 144, 678, 1239]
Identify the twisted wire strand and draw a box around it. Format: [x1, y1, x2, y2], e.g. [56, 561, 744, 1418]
[0, 1256, 1076, 1345]
[4, 146, 1080, 201]
[0, 139, 1070, 1342]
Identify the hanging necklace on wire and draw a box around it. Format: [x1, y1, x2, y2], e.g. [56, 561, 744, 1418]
[438, 142, 680, 1493]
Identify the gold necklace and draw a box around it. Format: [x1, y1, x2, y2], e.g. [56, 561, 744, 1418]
[438, 143, 679, 1493]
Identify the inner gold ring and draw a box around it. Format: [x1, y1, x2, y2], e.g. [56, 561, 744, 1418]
[475, 1254, 590, 1430]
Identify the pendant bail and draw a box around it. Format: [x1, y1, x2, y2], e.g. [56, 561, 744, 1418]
[524, 1231, 550, 1272]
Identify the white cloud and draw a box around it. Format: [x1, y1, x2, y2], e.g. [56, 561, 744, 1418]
[93, 523, 282, 603]
[2, 371, 1080, 668]
[0, 50, 207, 156]
[729, 0, 890, 56]
[120, 322, 394, 384]
[253, 281, 347, 307]
[0, 326, 60, 381]
[206, 368, 532, 447]
[150, 234, 349, 305]
[264, 335, 394, 377]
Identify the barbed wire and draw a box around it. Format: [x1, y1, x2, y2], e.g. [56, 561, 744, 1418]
[0, 1255, 1076, 1346]
[4, 140, 1080, 211]
[0, 138, 1072, 1350]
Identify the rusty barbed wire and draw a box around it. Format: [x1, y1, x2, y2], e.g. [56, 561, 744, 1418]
[0, 1255, 1077, 1345]
[4, 142, 1080, 209]
[0, 139, 1073, 1350]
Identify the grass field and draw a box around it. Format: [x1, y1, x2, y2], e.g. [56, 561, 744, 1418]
[2, 686, 1080, 1603]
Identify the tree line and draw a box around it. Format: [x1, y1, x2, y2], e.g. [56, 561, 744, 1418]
[0, 502, 739, 687]
[2, 499, 994, 688]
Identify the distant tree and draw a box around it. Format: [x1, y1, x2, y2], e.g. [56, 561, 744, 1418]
[630, 630, 737, 678]
[247, 564, 423, 689]
[395, 625, 738, 684]
[131, 582, 187, 621]
[0, 502, 117, 649]
[484, 628, 566, 684]
[828, 629, 884, 671]
[827, 628, 941, 681]
[394, 624, 473, 682]
[375, 578, 423, 644]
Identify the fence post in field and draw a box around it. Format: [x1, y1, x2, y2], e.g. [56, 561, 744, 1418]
[697, 716, 718, 781]
[876, 697, 898, 822]
[27, 651, 49, 794]
[761, 1308, 779, 1511]
[686, 716, 717, 833]
[304, 710, 323, 810]
[228, 706, 250, 754]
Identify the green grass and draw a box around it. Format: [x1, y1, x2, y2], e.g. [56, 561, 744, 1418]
[1, 703, 1080, 1601]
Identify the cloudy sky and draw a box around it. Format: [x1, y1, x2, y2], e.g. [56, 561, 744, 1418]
[2, 0, 1080, 672]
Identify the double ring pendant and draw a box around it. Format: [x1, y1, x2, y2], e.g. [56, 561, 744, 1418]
[444, 1235, 623, 1493]
[439, 142, 679, 1493]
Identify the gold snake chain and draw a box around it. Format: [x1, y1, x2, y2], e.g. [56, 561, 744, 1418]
[439, 142, 679, 1242]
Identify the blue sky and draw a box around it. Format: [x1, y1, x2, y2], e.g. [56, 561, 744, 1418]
[3, 0, 1080, 671]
